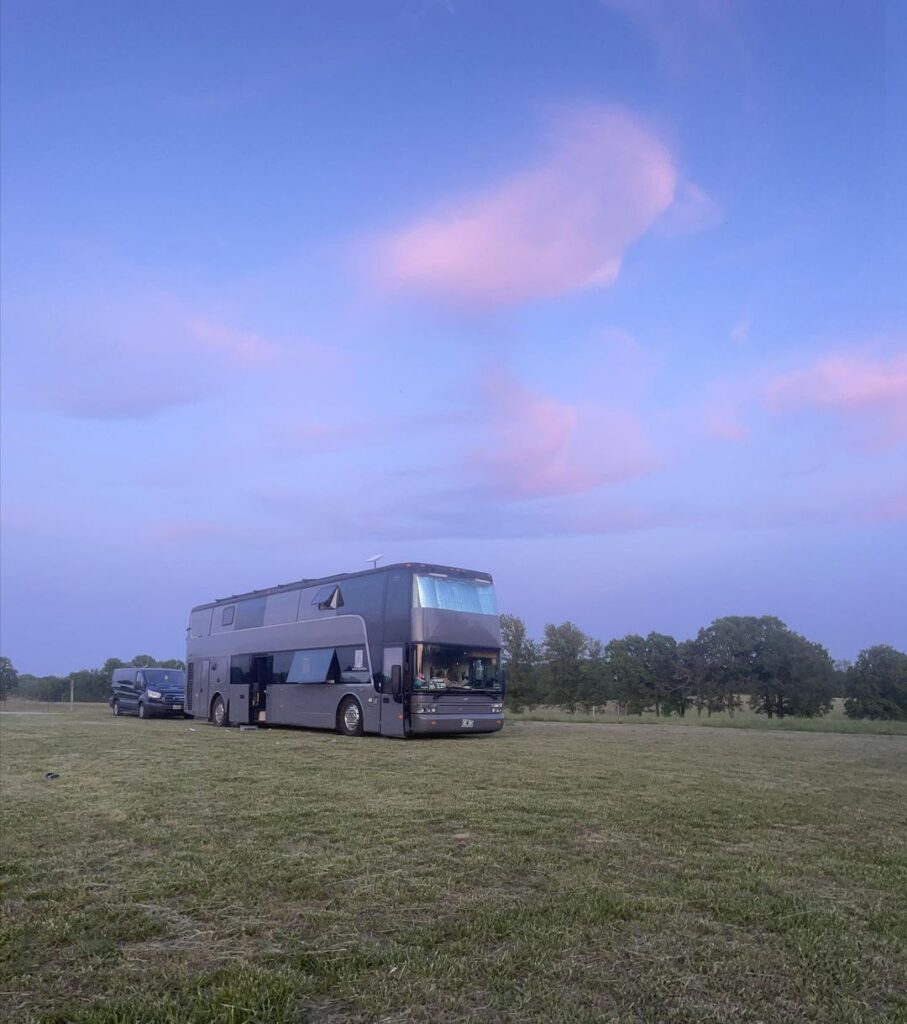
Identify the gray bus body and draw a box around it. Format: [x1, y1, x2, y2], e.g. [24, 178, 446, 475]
[185, 563, 504, 738]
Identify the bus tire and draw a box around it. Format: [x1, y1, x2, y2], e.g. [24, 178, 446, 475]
[211, 695, 228, 727]
[337, 697, 364, 737]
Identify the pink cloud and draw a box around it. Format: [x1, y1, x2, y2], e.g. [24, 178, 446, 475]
[368, 106, 681, 308]
[469, 370, 658, 499]
[764, 350, 907, 448]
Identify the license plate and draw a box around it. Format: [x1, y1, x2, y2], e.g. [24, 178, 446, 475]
[172, 704, 183, 711]
[461, 719, 474, 728]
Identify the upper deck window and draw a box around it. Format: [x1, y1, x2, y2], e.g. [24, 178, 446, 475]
[221, 606, 235, 626]
[414, 575, 497, 615]
[311, 585, 344, 610]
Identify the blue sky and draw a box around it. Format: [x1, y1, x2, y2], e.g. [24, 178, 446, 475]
[2, 0, 905, 674]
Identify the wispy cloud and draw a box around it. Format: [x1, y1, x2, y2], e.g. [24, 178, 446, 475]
[764, 349, 907, 449]
[366, 105, 686, 309]
[467, 369, 658, 499]
[3, 286, 327, 420]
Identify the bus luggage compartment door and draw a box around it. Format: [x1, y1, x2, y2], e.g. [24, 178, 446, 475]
[229, 684, 251, 725]
[192, 659, 210, 720]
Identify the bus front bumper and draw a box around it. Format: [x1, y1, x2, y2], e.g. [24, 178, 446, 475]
[409, 713, 504, 735]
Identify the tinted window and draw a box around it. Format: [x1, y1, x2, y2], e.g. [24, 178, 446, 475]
[231, 655, 252, 686]
[336, 574, 386, 619]
[385, 571, 411, 641]
[235, 596, 267, 630]
[265, 590, 300, 625]
[336, 645, 370, 682]
[144, 669, 184, 687]
[287, 648, 338, 684]
[311, 585, 343, 609]
[221, 606, 235, 626]
[271, 651, 293, 684]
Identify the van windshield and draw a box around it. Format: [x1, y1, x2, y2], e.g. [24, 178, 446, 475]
[143, 669, 184, 688]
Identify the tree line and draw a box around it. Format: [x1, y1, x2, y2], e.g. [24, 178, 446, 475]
[0, 655, 185, 704]
[501, 614, 907, 721]
[1, 619, 905, 721]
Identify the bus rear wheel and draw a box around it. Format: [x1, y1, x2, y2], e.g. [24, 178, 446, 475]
[337, 698, 363, 737]
[211, 695, 228, 727]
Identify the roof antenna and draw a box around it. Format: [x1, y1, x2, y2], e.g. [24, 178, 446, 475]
[366, 553, 384, 569]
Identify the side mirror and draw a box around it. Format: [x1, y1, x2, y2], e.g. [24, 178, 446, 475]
[390, 665, 402, 696]
[500, 668, 507, 695]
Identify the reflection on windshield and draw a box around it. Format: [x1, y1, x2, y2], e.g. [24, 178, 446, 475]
[143, 669, 185, 688]
[412, 644, 500, 692]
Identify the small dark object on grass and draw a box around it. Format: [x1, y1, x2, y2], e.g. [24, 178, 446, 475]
[239, 725, 258, 732]
[44, 772, 59, 780]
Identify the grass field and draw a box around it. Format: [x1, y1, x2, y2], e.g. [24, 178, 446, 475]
[2, 705, 905, 1023]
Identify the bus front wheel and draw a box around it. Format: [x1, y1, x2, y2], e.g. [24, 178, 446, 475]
[211, 695, 228, 727]
[337, 698, 364, 737]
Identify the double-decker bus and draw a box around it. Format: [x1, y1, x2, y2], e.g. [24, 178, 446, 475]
[185, 563, 504, 738]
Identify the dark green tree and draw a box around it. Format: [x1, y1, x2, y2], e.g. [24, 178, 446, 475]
[500, 614, 541, 711]
[17, 674, 67, 702]
[845, 646, 907, 720]
[605, 634, 650, 714]
[542, 622, 588, 712]
[580, 638, 612, 712]
[0, 656, 18, 700]
[747, 627, 835, 718]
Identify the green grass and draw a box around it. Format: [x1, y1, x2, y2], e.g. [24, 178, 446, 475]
[2, 705, 905, 1023]
[509, 698, 907, 735]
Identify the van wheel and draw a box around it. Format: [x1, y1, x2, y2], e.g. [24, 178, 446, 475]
[337, 698, 363, 737]
[138, 702, 147, 720]
[112, 700, 120, 716]
[211, 695, 228, 727]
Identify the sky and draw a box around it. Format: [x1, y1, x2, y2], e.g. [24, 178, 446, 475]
[1, 0, 905, 675]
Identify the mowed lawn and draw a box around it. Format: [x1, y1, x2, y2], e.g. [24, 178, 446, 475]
[1, 707, 905, 1024]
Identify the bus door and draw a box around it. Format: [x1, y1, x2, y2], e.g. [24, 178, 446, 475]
[192, 659, 210, 720]
[380, 646, 407, 737]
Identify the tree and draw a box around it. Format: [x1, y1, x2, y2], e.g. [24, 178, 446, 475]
[500, 614, 541, 711]
[541, 622, 588, 712]
[17, 674, 67, 702]
[691, 617, 779, 716]
[845, 646, 907, 720]
[0, 657, 19, 700]
[69, 668, 109, 703]
[580, 638, 612, 711]
[605, 634, 650, 714]
[747, 628, 835, 719]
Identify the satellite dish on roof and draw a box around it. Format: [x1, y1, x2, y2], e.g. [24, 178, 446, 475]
[366, 554, 384, 569]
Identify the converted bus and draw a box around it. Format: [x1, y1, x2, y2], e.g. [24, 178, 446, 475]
[185, 563, 504, 738]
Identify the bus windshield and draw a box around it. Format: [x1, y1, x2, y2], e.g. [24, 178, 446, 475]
[414, 575, 497, 615]
[412, 644, 501, 693]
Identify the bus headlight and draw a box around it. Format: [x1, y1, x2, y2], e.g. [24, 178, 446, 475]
[416, 706, 436, 714]
[147, 690, 162, 699]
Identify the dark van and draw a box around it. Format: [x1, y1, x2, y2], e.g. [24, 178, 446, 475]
[110, 667, 186, 719]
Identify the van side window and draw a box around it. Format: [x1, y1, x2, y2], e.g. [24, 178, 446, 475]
[135, 672, 145, 686]
[222, 606, 235, 626]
